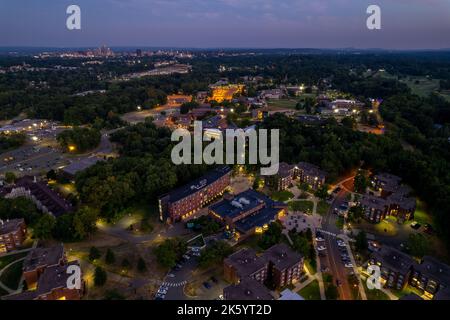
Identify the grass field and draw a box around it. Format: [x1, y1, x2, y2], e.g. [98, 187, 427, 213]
[267, 99, 299, 110]
[298, 280, 321, 300]
[316, 201, 331, 216]
[400, 76, 450, 102]
[288, 200, 314, 214]
[0, 252, 28, 270]
[0, 259, 24, 290]
[363, 282, 390, 300]
[413, 200, 433, 226]
[270, 190, 294, 202]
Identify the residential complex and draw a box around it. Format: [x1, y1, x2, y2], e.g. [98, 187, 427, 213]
[1, 176, 73, 217]
[0, 218, 27, 253]
[223, 243, 304, 299]
[158, 166, 232, 223]
[359, 173, 416, 223]
[369, 245, 450, 299]
[2, 243, 84, 300]
[209, 189, 287, 241]
[266, 161, 327, 191]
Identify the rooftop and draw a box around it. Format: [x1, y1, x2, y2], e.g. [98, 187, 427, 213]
[371, 246, 415, 274]
[223, 278, 273, 300]
[262, 243, 303, 271]
[4, 260, 80, 300]
[0, 218, 24, 235]
[296, 162, 327, 179]
[417, 256, 450, 287]
[224, 248, 267, 278]
[23, 243, 65, 272]
[160, 166, 231, 203]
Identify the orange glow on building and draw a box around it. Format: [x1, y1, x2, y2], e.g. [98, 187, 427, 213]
[210, 85, 244, 103]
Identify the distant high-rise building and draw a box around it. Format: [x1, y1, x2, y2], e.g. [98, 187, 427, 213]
[136, 49, 142, 57]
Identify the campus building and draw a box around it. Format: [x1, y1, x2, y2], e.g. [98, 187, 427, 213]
[223, 243, 304, 299]
[0, 218, 27, 253]
[209, 189, 287, 241]
[2, 243, 84, 300]
[369, 246, 415, 290]
[223, 278, 274, 300]
[4, 261, 84, 300]
[1, 176, 73, 217]
[266, 162, 327, 191]
[369, 245, 450, 300]
[410, 256, 450, 300]
[359, 173, 416, 223]
[158, 166, 232, 223]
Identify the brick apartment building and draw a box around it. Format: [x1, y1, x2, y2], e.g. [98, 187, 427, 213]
[223, 243, 303, 298]
[369, 246, 415, 290]
[223, 278, 274, 300]
[266, 162, 327, 191]
[224, 248, 268, 284]
[262, 243, 303, 288]
[1, 176, 73, 217]
[0, 218, 27, 254]
[359, 173, 416, 223]
[209, 189, 287, 241]
[158, 166, 232, 223]
[369, 245, 450, 299]
[2, 243, 84, 300]
[22, 243, 66, 289]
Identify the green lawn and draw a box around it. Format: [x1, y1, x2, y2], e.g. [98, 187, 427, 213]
[271, 190, 294, 202]
[413, 200, 432, 226]
[0, 259, 24, 290]
[364, 283, 391, 300]
[335, 217, 344, 230]
[0, 252, 28, 270]
[316, 201, 331, 216]
[267, 99, 299, 110]
[288, 200, 314, 214]
[298, 280, 321, 300]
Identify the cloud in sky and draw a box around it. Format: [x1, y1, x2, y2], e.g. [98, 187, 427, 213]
[0, 0, 449, 48]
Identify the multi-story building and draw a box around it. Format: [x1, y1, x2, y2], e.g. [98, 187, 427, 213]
[369, 246, 415, 290]
[294, 162, 327, 190]
[1, 176, 73, 217]
[22, 243, 66, 289]
[158, 166, 232, 223]
[224, 248, 268, 284]
[0, 218, 27, 253]
[209, 189, 287, 241]
[360, 173, 416, 223]
[410, 256, 450, 299]
[262, 243, 304, 288]
[223, 243, 303, 297]
[3, 261, 84, 300]
[265, 162, 295, 191]
[223, 278, 274, 300]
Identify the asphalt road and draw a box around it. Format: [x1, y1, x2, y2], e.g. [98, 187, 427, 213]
[320, 189, 354, 300]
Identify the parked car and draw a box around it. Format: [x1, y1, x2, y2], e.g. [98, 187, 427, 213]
[345, 263, 354, 268]
[315, 237, 325, 242]
[317, 245, 327, 251]
[410, 221, 421, 230]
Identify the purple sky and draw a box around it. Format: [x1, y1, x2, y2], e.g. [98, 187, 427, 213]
[1, 0, 449, 49]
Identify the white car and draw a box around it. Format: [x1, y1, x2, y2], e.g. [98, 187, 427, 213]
[182, 254, 190, 260]
[337, 240, 346, 247]
[315, 237, 325, 242]
[317, 246, 327, 251]
[344, 263, 353, 268]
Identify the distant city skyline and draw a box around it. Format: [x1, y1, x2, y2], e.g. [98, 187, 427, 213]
[1, 0, 449, 49]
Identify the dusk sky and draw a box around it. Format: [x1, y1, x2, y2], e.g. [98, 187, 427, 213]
[0, 0, 449, 49]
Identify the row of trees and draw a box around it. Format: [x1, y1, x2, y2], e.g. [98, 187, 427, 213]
[57, 127, 101, 153]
